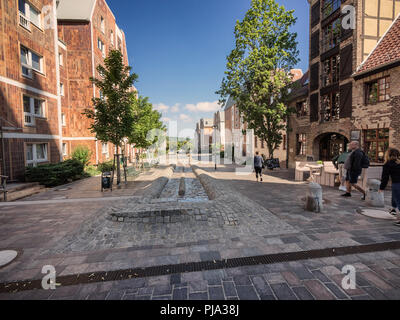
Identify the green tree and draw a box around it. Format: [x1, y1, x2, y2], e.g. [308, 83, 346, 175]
[217, 0, 299, 158]
[83, 50, 138, 185]
[129, 96, 165, 159]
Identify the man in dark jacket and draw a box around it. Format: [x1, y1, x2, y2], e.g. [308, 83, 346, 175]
[254, 152, 263, 182]
[341, 141, 367, 199]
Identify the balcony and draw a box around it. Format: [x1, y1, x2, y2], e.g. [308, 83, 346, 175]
[19, 12, 31, 31]
[322, 0, 341, 20]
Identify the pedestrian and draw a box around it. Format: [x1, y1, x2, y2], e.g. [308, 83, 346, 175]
[379, 148, 400, 226]
[332, 146, 351, 192]
[341, 141, 369, 200]
[254, 151, 264, 182]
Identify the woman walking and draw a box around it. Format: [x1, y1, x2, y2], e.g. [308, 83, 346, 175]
[379, 148, 400, 227]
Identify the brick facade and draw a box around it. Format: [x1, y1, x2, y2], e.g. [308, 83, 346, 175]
[0, 0, 132, 181]
[287, 0, 400, 168]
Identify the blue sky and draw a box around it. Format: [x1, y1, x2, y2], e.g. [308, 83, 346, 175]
[107, 0, 309, 134]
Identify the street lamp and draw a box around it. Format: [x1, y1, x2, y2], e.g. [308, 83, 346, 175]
[213, 125, 217, 171]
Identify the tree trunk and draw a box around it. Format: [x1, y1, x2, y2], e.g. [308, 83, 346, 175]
[116, 146, 121, 187]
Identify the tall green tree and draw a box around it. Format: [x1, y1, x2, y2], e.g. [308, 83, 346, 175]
[84, 50, 138, 185]
[129, 96, 165, 158]
[217, 0, 299, 158]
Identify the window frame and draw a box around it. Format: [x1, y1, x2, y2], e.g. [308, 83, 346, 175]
[363, 128, 389, 163]
[321, 18, 341, 53]
[296, 100, 309, 118]
[23, 94, 45, 126]
[322, 0, 341, 20]
[18, 0, 42, 30]
[321, 54, 340, 87]
[296, 133, 307, 156]
[365, 76, 390, 105]
[20, 45, 43, 78]
[26, 143, 48, 167]
[321, 91, 340, 122]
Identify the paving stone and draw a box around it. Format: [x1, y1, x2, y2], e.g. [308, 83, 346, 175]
[358, 271, 393, 291]
[199, 251, 221, 262]
[208, 286, 225, 300]
[106, 290, 124, 300]
[173, 287, 188, 300]
[222, 282, 237, 298]
[233, 275, 251, 286]
[325, 283, 349, 300]
[236, 285, 259, 300]
[153, 285, 173, 296]
[170, 274, 181, 285]
[270, 283, 297, 300]
[303, 280, 335, 300]
[281, 271, 301, 287]
[189, 292, 208, 300]
[291, 267, 315, 280]
[311, 270, 331, 283]
[292, 286, 315, 300]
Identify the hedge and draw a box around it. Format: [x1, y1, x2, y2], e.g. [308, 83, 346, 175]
[25, 159, 84, 187]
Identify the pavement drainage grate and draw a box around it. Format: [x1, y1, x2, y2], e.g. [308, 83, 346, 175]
[2, 241, 400, 294]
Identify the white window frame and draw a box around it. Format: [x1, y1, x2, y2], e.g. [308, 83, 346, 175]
[62, 143, 68, 156]
[61, 113, 66, 126]
[23, 95, 45, 126]
[100, 16, 105, 34]
[98, 38, 105, 58]
[20, 45, 43, 78]
[102, 143, 109, 159]
[59, 53, 63, 66]
[110, 30, 114, 45]
[18, 0, 42, 30]
[26, 143, 48, 167]
[60, 83, 64, 96]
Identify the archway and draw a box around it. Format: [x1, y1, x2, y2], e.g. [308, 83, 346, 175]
[314, 133, 349, 161]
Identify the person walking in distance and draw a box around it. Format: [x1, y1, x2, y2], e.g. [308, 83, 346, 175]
[341, 141, 369, 199]
[254, 151, 264, 182]
[379, 148, 400, 226]
[332, 146, 351, 192]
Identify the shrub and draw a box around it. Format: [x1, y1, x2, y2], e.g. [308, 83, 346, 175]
[71, 145, 92, 167]
[25, 159, 84, 187]
[98, 161, 115, 173]
[85, 165, 101, 177]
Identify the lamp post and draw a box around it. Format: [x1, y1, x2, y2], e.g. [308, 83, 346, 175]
[213, 125, 217, 171]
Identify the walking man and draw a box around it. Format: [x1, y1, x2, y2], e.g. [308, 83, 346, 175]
[254, 151, 264, 182]
[332, 146, 351, 192]
[341, 141, 368, 199]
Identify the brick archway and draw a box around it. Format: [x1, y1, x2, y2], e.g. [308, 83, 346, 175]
[312, 132, 350, 161]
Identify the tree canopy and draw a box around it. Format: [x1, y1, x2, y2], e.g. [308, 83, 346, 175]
[217, 0, 299, 158]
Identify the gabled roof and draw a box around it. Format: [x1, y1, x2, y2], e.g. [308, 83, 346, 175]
[57, 0, 97, 21]
[355, 13, 400, 77]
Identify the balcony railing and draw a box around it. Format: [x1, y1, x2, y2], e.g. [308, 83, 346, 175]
[19, 12, 31, 31]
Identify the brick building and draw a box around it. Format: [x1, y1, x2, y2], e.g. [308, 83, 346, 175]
[0, 0, 132, 181]
[288, 0, 400, 168]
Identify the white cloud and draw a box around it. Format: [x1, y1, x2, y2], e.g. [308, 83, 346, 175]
[161, 117, 172, 122]
[171, 104, 180, 113]
[185, 101, 221, 113]
[179, 114, 192, 122]
[154, 103, 170, 112]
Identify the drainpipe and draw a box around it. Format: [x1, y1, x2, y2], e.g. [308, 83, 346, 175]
[0, 118, 6, 176]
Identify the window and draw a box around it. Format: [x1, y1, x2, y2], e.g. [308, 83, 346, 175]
[100, 16, 105, 33]
[321, 55, 340, 87]
[60, 83, 64, 96]
[296, 134, 307, 156]
[366, 77, 390, 105]
[61, 113, 66, 126]
[261, 140, 264, 149]
[321, 92, 340, 122]
[26, 143, 48, 167]
[59, 53, 63, 66]
[23, 95, 45, 125]
[20, 45, 43, 77]
[296, 100, 308, 117]
[102, 143, 109, 159]
[364, 129, 389, 163]
[110, 30, 114, 45]
[18, 0, 41, 29]
[62, 143, 67, 156]
[322, 0, 341, 19]
[322, 18, 341, 53]
[98, 38, 105, 57]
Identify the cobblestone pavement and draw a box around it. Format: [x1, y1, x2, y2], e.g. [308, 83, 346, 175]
[1, 162, 400, 300]
[2, 250, 400, 300]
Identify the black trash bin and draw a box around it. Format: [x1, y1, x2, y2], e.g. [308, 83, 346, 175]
[101, 172, 113, 192]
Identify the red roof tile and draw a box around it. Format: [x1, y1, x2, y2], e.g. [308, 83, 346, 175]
[356, 14, 400, 75]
